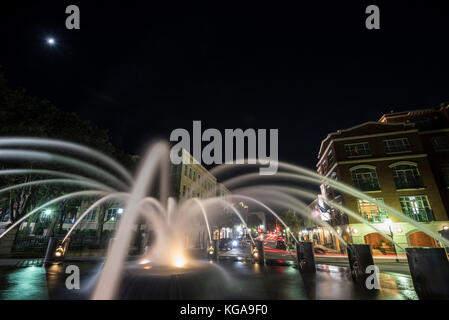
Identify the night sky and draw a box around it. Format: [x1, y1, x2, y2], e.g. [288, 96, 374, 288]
[1, 1, 448, 169]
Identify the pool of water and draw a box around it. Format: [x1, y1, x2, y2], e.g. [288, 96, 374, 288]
[0, 258, 417, 300]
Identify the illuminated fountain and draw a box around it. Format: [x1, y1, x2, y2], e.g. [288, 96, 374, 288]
[0, 137, 448, 299]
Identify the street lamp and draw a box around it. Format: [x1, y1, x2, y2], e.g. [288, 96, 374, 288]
[385, 219, 400, 263]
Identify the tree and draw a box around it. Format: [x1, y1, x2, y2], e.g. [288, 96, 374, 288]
[246, 214, 262, 229]
[0, 72, 135, 233]
[95, 200, 116, 245]
[279, 209, 303, 234]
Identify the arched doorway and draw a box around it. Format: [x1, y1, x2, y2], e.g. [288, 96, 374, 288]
[364, 232, 395, 255]
[408, 231, 437, 247]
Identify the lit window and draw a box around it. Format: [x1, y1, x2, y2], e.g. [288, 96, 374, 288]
[344, 142, 371, 157]
[357, 198, 387, 223]
[384, 138, 410, 153]
[399, 195, 433, 222]
[106, 208, 121, 222]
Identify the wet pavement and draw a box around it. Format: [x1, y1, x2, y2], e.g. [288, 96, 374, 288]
[0, 248, 418, 300]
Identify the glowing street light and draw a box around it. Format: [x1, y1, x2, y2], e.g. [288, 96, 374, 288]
[46, 38, 55, 45]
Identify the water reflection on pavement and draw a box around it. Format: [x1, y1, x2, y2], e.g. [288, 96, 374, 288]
[0, 255, 417, 300]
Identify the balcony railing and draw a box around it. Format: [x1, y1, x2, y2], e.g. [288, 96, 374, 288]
[362, 212, 388, 223]
[394, 176, 424, 190]
[403, 209, 434, 222]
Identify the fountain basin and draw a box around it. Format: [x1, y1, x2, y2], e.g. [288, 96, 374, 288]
[117, 261, 231, 299]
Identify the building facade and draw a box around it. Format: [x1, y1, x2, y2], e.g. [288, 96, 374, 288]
[53, 148, 231, 234]
[315, 104, 449, 255]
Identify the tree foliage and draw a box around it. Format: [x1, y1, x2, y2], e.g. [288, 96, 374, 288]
[279, 209, 304, 234]
[0, 72, 135, 232]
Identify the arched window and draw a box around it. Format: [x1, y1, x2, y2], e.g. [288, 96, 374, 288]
[389, 162, 423, 189]
[350, 165, 380, 191]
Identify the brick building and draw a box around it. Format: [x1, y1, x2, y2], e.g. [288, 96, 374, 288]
[315, 104, 449, 254]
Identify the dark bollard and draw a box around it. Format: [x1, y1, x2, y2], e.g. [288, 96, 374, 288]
[406, 247, 449, 299]
[207, 239, 219, 260]
[347, 244, 376, 287]
[296, 242, 316, 273]
[44, 237, 70, 265]
[251, 240, 265, 265]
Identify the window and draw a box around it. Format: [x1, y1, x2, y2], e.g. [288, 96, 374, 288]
[344, 142, 371, 157]
[383, 138, 410, 153]
[431, 135, 449, 152]
[322, 159, 328, 173]
[182, 185, 186, 196]
[391, 163, 423, 189]
[441, 164, 449, 188]
[85, 209, 96, 222]
[106, 208, 122, 222]
[184, 166, 187, 176]
[327, 148, 335, 165]
[357, 198, 388, 223]
[193, 170, 196, 181]
[189, 168, 192, 178]
[350, 166, 380, 191]
[399, 195, 434, 222]
[325, 172, 341, 200]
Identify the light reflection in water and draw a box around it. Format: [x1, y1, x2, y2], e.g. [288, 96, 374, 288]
[0, 266, 48, 300]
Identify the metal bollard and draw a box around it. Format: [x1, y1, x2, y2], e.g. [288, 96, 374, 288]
[207, 239, 219, 260]
[406, 247, 449, 299]
[296, 242, 316, 273]
[251, 240, 265, 265]
[44, 237, 70, 265]
[347, 244, 376, 287]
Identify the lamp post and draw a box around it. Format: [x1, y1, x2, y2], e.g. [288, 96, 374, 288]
[385, 219, 400, 263]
